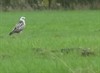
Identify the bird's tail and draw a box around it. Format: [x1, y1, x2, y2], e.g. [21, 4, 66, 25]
[9, 31, 14, 35]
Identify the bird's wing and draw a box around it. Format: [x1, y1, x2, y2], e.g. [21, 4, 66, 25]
[13, 21, 24, 31]
[15, 21, 24, 29]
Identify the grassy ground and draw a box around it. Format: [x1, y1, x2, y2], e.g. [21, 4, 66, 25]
[0, 10, 100, 73]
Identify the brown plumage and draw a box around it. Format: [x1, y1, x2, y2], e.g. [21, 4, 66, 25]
[9, 17, 26, 35]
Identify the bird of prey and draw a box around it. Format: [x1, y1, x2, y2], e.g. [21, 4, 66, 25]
[9, 16, 26, 35]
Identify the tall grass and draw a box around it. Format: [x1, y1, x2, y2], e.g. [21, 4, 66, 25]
[0, 10, 100, 73]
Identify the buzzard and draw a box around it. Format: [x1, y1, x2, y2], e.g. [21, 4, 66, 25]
[9, 16, 26, 35]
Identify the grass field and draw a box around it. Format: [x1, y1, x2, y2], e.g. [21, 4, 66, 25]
[0, 10, 100, 73]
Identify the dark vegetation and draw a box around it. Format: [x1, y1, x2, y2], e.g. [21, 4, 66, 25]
[32, 47, 95, 57]
[0, 0, 100, 11]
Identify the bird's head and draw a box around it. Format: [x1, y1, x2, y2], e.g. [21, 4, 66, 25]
[20, 16, 25, 21]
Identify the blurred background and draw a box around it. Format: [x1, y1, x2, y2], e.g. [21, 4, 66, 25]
[0, 0, 100, 11]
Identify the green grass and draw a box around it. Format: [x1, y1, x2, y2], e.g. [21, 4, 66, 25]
[0, 10, 100, 73]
